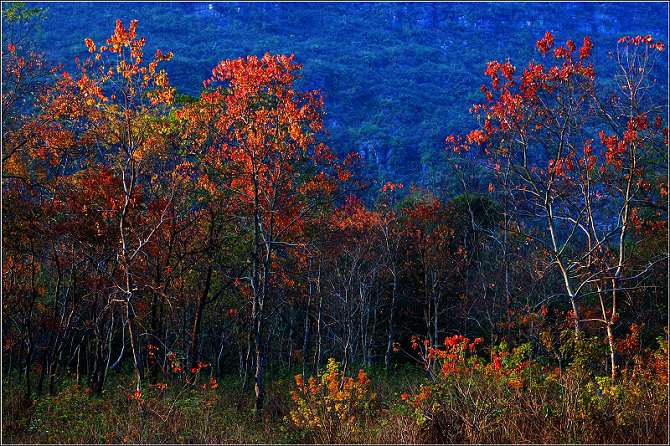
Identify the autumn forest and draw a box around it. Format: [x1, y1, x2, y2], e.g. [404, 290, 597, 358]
[2, 2, 669, 444]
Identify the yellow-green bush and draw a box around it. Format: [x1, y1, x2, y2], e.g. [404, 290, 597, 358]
[287, 358, 378, 443]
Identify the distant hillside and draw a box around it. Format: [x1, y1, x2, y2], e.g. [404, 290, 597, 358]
[19, 1, 670, 192]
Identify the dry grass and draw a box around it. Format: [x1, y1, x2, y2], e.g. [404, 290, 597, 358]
[3, 363, 667, 444]
[380, 368, 668, 444]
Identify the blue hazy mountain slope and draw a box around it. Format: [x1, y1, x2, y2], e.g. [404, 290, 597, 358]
[23, 1, 669, 191]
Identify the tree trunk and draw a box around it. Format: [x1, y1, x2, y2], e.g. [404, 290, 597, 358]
[385, 268, 397, 370]
[314, 288, 323, 374]
[253, 316, 266, 415]
[126, 302, 143, 390]
[606, 322, 617, 379]
[189, 264, 212, 371]
[23, 340, 33, 401]
[302, 265, 312, 378]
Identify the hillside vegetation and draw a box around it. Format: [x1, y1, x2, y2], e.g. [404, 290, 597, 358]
[23, 1, 669, 190]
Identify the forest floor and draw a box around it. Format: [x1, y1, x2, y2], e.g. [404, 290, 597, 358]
[2, 360, 668, 444]
[2, 366, 422, 444]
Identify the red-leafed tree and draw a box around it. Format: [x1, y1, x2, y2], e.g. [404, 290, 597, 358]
[325, 195, 384, 372]
[447, 32, 667, 377]
[180, 53, 354, 413]
[377, 182, 405, 370]
[2, 5, 67, 400]
[400, 190, 466, 349]
[38, 19, 180, 391]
